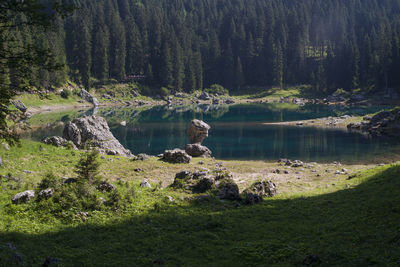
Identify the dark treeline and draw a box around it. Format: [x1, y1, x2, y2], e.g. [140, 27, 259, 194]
[7, 0, 400, 94]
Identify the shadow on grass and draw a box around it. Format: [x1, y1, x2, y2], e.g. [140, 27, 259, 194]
[1, 166, 400, 266]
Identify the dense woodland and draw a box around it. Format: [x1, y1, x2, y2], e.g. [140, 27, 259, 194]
[5, 0, 400, 95]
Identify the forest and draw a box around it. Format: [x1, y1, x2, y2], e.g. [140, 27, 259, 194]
[5, 0, 400, 95]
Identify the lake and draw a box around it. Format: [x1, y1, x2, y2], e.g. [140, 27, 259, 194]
[27, 103, 400, 163]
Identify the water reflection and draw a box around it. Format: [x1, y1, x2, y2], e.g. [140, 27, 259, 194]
[27, 103, 399, 163]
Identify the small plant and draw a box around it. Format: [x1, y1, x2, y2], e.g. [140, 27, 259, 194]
[60, 89, 71, 99]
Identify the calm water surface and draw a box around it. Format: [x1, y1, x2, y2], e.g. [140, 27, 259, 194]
[28, 103, 400, 163]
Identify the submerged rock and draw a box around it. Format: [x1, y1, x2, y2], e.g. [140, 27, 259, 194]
[63, 115, 132, 157]
[162, 149, 191, 163]
[11, 190, 35, 204]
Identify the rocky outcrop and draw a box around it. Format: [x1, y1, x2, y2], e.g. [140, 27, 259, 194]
[347, 108, 400, 137]
[11, 190, 35, 204]
[80, 89, 99, 106]
[185, 143, 212, 158]
[188, 119, 210, 144]
[63, 115, 133, 157]
[243, 180, 277, 205]
[11, 100, 27, 113]
[216, 179, 240, 200]
[162, 149, 192, 163]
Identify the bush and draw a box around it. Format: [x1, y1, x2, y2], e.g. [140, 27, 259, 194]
[60, 89, 71, 99]
[205, 84, 229, 95]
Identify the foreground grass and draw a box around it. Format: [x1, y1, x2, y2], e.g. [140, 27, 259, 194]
[15, 94, 82, 108]
[0, 140, 399, 265]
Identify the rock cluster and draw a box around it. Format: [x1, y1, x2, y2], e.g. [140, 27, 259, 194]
[11, 100, 27, 113]
[347, 108, 400, 137]
[244, 180, 277, 205]
[278, 158, 304, 167]
[63, 115, 132, 157]
[171, 168, 240, 200]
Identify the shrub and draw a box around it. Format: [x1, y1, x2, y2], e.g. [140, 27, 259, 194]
[60, 89, 71, 99]
[74, 150, 101, 184]
[205, 84, 229, 95]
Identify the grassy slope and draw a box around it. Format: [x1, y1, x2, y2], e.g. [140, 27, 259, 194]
[0, 141, 399, 265]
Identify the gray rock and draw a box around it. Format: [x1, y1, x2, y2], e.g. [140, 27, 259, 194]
[188, 119, 211, 144]
[132, 153, 151, 161]
[63, 116, 132, 157]
[43, 136, 69, 147]
[120, 121, 127, 126]
[11, 190, 35, 204]
[0, 156, 3, 167]
[131, 90, 139, 97]
[97, 181, 116, 192]
[38, 188, 53, 199]
[162, 149, 191, 163]
[11, 100, 27, 113]
[249, 180, 277, 197]
[79, 89, 99, 106]
[244, 192, 263, 205]
[198, 91, 211, 100]
[185, 143, 212, 158]
[225, 98, 235, 104]
[3, 143, 10, 150]
[216, 180, 240, 200]
[192, 177, 215, 193]
[140, 180, 151, 188]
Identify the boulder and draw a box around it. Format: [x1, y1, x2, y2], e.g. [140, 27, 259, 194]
[185, 143, 212, 158]
[79, 89, 99, 106]
[38, 188, 54, 199]
[162, 149, 191, 163]
[250, 180, 277, 197]
[0, 156, 3, 167]
[63, 115, 132, 157]
[140, 180, 152, 188]
[97, 181, 116, 192]
[132, 153, 151, 161]
[216, 179, 240, 200]
[244, 192, 263, 205]
[188, 119, 211, 144]
[43, 136, 68, 147]
[192, 177, 215, 193]
[11, 100, 27, 113]
[11, 190, 35, 204]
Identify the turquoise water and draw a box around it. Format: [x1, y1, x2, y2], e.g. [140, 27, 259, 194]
[29, 103, 400, 163]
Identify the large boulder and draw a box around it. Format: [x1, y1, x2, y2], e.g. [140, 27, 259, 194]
[11, 190, 35, 204]
[162, 149, 191, 163]
[80, 89, 99, 106]
[63, 115, 132, 157]
[185, 143, 212, 158]
[216, 179, 240, 200]
[188, 119, 211, 144]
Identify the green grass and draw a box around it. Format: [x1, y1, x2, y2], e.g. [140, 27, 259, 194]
[15, 94, 81, 108]
[0, 140, 399, 265]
